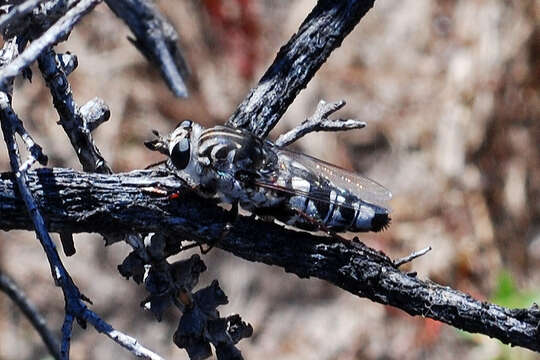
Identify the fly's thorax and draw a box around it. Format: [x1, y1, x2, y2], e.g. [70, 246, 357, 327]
[196, 126, 274, 175]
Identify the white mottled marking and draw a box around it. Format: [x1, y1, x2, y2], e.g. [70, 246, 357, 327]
[323, 191, 337, 224]
[355, 205, 376, 230]
[291, 176, 310, 193]
[329, 190, 337, 203]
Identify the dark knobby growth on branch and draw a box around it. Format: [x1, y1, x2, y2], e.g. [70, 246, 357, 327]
[0, 1, 539, 360]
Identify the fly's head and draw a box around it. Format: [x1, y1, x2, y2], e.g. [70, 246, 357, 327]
[167, 120, 195, 170]
[145, 120, 204, 179]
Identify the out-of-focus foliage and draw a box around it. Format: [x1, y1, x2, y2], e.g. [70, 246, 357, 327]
[491, 271, 540, 310]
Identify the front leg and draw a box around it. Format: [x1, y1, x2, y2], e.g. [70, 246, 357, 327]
[197, 200, 239, 254]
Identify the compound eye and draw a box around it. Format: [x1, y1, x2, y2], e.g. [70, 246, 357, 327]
[170, 138, 191, 170]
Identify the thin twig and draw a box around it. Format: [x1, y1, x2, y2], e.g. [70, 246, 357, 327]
[60, 313, 74, 360]
[0, 92, 164, 360]
[275, 100, 366, 147]
[0, 0, 102, 87]
[0, 0, 42, 32]
[0, 89, 80, 353]
[5, 8, 162, 356]
[0, 270, 61, 360]
[38, 47, 111, 173]
[393, 246, 432, 267]
[11, 112, 48, 168]
[84, 310, 165, 360]
[105, 0, 189, 97]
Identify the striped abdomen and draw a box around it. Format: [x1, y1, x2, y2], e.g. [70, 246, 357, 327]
[264, 173, 390, 233]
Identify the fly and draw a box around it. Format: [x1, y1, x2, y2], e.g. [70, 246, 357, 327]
[145, 121, 392, 233]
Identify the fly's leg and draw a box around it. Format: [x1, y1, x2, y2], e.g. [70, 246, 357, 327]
[144, 159, 167, 169]
[189, 201, 239, 255]
[202, 200, 239, 253]
[227, 201, 240, 222]
[168, 177, 213, 201]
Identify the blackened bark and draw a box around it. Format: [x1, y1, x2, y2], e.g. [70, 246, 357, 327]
[1, 168, 539, 353]
[227, 0, 376, 137]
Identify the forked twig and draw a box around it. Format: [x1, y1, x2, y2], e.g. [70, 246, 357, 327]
[276, 100, 366, 147]
[0, 93, 164, 360]
[227, 1, 377, 137]
[0, 0, 102, 87]
[38, 47, 111, 174]
[0, 31, 164, 360]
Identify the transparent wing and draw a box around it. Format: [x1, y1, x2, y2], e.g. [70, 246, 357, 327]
[254, 145, 392, 210]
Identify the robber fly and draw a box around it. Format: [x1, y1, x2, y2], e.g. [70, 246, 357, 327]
[145, 121, 392, 233]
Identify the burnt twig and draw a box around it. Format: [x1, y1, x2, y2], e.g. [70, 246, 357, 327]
[0, 0, 102, 88]
[393, 246, 432, 267]
[60, 314, 74, 359]
[10, 110, 48, 170]
[275, 100, 366, 147]
[0, 270, 61, 360]
[227, 0, 376, 137]
[0, 0, 42, 32]
[0, 37, 163, 359]
[0, 97, 164, 360]
[38, 47, 111, 174]
[105, 0, 189, 97]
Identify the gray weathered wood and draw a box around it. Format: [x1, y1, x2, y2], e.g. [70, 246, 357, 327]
[227, 0, 375, 137]
[1, 168, 539, 353]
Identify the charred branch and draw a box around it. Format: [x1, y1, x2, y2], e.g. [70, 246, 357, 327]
[1, 96, 164, 360]
[105, 0, 189, 98]
[0, 32, 163, 359]
[0, 168, 538, 353]
[227, 0, 376, 137]
[0, 0, 42, 32]
[38, 47, 111, 174]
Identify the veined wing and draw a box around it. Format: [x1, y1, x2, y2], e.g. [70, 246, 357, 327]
[255, 145, 392, 210]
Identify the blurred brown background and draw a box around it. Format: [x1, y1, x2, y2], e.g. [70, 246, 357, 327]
[1, 0, 539, 359]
